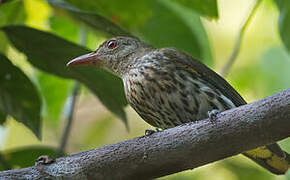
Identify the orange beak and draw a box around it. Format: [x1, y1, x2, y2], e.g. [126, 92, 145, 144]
[66, 52, 102, 67]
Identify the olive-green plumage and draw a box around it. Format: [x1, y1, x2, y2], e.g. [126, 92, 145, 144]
[67, 36, 289, 174]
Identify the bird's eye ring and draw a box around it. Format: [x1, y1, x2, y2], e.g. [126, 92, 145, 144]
[106, 40, 117, 49]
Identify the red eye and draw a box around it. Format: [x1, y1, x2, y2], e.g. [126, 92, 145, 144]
[107, 40, 117, 49]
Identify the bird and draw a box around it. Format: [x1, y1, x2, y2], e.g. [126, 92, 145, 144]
[67, 36, 289, 174]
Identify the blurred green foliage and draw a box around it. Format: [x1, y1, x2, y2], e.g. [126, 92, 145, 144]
[0, 0, 289, 179]
[0, 54, 41, 138]
[140, 0, 212, 65]
[171, 0, 218, 18]
[275, 0, 290, 53]
[0, 0, 25, 27]
[37, 71, 73, 126]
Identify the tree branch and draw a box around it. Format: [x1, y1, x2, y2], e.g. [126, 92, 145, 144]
[1, 88, 290, 180]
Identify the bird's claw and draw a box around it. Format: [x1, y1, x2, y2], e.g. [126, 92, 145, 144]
[208, 109, 220, 122]
[35, 155, 55, 166]
[145, 129, 155, 136]
[145, 128, 162, 136]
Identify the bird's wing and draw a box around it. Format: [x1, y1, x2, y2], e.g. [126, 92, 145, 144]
[158, 48, 247, 106]
[157, 49, 290, 175]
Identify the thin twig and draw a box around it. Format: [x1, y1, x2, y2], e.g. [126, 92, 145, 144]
[220, 0, 262, 77]
[56, 26, 87, 157]
[56, 82, 80, 157]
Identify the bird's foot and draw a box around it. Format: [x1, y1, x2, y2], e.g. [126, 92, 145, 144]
[35, 155, 55, 166]
[145, 128, 162, 136]
[145, 129, 155, 136]
[207, 109, 220, 123]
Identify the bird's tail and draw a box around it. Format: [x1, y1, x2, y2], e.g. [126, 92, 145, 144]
[243, 143, 290, 174]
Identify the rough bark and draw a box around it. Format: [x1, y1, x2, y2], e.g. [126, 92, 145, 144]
[1, 88, 290, 180]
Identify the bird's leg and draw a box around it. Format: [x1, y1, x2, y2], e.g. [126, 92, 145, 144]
[145, 128, 163, 136]
[207, 109, 220, 122]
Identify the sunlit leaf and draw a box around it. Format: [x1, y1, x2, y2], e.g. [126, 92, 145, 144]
[140, 0, 212, 65]
[278, 139, 290, 154]
[0, 146, 57, 170]
[24, 0, 51, 29]
[171, 0, 218, 18]
[275, 0, 290, 53]
[0, 54, 41, 138]
[1, 25, 128, 128]
[46, 0, 130, 36]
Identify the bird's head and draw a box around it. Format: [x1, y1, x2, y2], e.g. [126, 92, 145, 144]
[67, 36, 153, 77]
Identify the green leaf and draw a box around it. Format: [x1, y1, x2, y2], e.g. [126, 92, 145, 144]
[0, 0, 26, 27]
[0, 32, 9, 54]
[37, 72, 73, 126]
[0, 110, 6, 124]
[1, 25, 128, 127]
[0, 54, 41, 138]
[0, 146, 57, 170]
[46, 0, 130, 36]
[171, 0, 218, 18]
[0, 0, 26, 53]
[60, 0, 152, 30]
[278, 139, 290, 154]
[49, 15, 80, 43]
[140, 0, 212, 66]
[275, 0, 290, 53]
